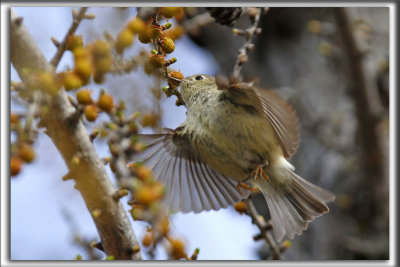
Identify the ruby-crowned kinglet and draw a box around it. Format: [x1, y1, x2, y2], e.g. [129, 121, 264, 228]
[136, 74, 335, 242]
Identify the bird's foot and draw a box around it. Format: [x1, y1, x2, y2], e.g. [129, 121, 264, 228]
[252, 164, 270, 183]
[237, 182, 258, 196]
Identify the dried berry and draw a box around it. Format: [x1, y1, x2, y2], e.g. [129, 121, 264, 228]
[18, 143, 35, 163]
[36, 72, 58, 95]
[161, 7, 178, 18]
[66, 34, 83, 51]
[63, 71, 83, 91]
[164, 26, 185, 41]
[115, 28, 134, 54]
[11, 156, 23, 176]
[149, 54, 166, 69]
[234, 201, 246, 214]
[75, 58, 93, 80]
[10, 113, 19, 124]
[169, 238, 185, 259]
[169, 70, 184, 80]
[137, 165, 152, 181]
[142, 232, 153, 247]
[127, 17, 145, 34]
[138, 26, 152, 44]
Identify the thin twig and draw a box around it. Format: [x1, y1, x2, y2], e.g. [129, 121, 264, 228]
[245, 198, 281, 260]
[231, 8, 265, 80]
[50, 7, 88, 67]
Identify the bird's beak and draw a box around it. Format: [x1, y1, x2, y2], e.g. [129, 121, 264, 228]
[167, 76, 183, 89]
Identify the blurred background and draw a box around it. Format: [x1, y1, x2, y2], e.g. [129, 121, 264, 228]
[10, 6, 389, 260]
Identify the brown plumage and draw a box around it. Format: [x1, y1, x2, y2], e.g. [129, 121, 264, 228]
[134, 74, 335, 242]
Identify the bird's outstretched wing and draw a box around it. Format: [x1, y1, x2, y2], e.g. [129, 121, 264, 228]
[226, 84, 300, 158]
[133, 129, 249, 213]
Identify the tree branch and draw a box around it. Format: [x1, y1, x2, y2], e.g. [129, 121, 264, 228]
[10, 8, 142, 260]
[333, 7, 384, 228]
[245, 198, 281, 260]
[50, 7, 88, 67]
[231, 7, 265, 81]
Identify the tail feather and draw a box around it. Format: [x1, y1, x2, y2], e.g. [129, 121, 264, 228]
[255, 168, 335, 242]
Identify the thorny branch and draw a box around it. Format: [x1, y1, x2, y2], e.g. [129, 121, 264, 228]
[50, 7, 89, 67]
[244, 198, 282, 260]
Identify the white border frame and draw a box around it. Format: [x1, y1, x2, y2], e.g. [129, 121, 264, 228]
[1, 1, 397, 266]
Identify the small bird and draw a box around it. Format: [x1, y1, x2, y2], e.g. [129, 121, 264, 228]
[135, 74, 335, 242]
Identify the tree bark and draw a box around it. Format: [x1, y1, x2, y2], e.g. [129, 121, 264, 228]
[10, 8, 142, 260]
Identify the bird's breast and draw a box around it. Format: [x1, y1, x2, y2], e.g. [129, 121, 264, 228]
[184, 91, 282, 180]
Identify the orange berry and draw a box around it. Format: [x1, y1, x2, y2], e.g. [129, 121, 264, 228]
[142, 232, 153, 247]
[161, 7, 178, 18]
[10, 113, 19, 124]
[137, 166, 152, 181]
[76, 89, 93, 105]
[161, 37, 175, 54]
[36, 72, 58, 95]
[151, 182, 164, 200]
[141, 112, 158, 127]
[157, 217, 170, 235]
[91, 40, 110, 57]
[74, 58, 93, 80]
[73, 47, 90, 60]
[11, 156, 23, 176]
[115, 28, 134, 54]
[282, 240, 292, 249]
[97, 93, 114, 113]
[234, 201, 247, 214]
[94, 57, 112, 74]
[138, 26, 152, 44]
[84, 105, 98, 121]
[135, 185, 154, 205]
[149, 54, 166, 68]
[164, 26, 185, 40]
[169, 70, 184, 80]
[66, 34, 83, 51]
[127, 17, 145, 34]
[150, 27, 162, 40]
[63, 71, 83, 91]
[18, 143, 35, 163]
[174, 7, 185, 21]
[169, 238, 185, 259]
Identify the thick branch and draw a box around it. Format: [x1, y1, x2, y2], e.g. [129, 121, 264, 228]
[10, 8, 142, 260]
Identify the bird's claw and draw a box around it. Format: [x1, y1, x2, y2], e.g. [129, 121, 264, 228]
[237, 182, 258, 196]
[252, 164, 270, 183]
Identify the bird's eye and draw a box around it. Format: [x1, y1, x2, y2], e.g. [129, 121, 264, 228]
[195, 75, 204, 80]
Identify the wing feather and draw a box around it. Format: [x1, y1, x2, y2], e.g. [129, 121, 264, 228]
[226, 84, 300, 158]
[133, 130, 248, 213]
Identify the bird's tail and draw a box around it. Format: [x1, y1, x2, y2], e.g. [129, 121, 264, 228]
[254, 164, 335, 242]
